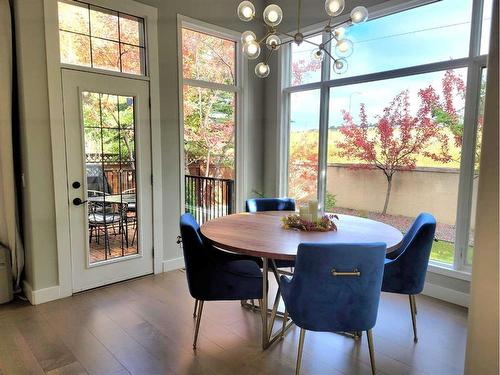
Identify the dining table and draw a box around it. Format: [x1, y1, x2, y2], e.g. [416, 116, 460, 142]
[201, 210, 403, 350]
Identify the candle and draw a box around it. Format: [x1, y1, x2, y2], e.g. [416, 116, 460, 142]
[308, 200, 318, 221]
[302, 214, 312, 222]
[299, 206, 309, 219]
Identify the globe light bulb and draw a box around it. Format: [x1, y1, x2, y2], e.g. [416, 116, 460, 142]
[333, 27, 345, 39]
[255, 62, 270, 78]
[266, 34, 281, 50]
[324, 0, 345, 17]
[335, 38, 353, 58]
[333, 58, 348, 74]
[350, 6, 368, 24]
[311, 48, 325, 61]
[243, 40, 261, 59]
[241, 31, 256, 44]
[263, 4, 283, 27]
[237, 1, 255, 21]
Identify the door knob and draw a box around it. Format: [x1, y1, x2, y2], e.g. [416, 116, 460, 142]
[73, 198, 87, 206]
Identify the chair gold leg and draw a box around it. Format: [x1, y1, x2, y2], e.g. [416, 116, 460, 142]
[193, 299, 198, 318]
[409, 295, 418, 342]
[295, 328, 306, 375]
[193, 300, 204, 350]
[280, 309, 289, 340]
[366, 329, 376, 375]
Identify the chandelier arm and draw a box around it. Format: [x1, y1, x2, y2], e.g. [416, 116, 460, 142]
[324, 33, 338, 46]
[301, 37, 321, 47]
[297, 0, 302, 33]
[257, 31, 272, 45]
[278, 31, 297, 40]
[264, 50, 273, 64]
[323, 48, 337, 62]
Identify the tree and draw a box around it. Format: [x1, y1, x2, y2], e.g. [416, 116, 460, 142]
[288, 130, 318, 202]
[429, 70, 483, 176]
[336, 88, 454, 214]
[291, 59, 322, 86]
[182, 29, 236, 178]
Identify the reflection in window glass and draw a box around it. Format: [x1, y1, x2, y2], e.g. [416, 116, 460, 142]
[326, 69, 467, 265]
[182, 28, 236, 85]
[467, 68, 487, 265]
[331, 0, 473, 79]
[58, 0, 146, 75]
[480, 0, 493, 55]
[288, 90, 320, 205]
[290, 34, 322, 86]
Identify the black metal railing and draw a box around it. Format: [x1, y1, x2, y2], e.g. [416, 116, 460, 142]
[185, 175, 234, 224]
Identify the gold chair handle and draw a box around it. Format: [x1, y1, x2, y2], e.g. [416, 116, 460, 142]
[331, 268, 361, 277]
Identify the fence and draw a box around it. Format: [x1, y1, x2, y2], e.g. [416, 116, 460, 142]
[185, 175, 234, 224]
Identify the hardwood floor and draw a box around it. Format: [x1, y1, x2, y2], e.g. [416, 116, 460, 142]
[0, 271, 468, 375]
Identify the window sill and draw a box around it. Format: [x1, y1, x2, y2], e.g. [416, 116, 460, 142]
[428, 263, 471, 281]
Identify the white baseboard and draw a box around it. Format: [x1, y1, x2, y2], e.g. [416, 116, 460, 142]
[422, 282, 469, 307]
[162, 257, 185, 272]
[22, 280, 62, 305]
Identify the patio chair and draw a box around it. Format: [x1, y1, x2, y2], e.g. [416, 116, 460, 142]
[122, 188, 137, 246]
[88, 199, 125, 256]
[281, 242, 387, 375]
[381, 213, 436, 342]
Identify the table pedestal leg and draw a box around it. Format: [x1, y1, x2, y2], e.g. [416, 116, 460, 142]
[261, 257, 269, 349]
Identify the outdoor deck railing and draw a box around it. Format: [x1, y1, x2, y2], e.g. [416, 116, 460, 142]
[185, 175, 234, 224]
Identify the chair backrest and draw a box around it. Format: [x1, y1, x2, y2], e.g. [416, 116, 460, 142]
[179, 213, 213, 299]
[383, 213, 436, 294]
[245, 198, 295, 213]
[286, 243, 386, 333]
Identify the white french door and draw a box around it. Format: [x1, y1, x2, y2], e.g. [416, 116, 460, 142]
[62, 69, 153, 292]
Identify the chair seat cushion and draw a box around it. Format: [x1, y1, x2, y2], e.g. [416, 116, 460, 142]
[221, 260, 263, 278]
[89, 213, 121, 224]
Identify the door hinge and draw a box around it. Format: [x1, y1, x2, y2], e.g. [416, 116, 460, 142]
[152, 247, 154, 257]
[151, 174, 153, 185]
[149, 97, 151, 108]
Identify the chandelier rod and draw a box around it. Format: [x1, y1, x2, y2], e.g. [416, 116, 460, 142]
[297, 0, 302, 33]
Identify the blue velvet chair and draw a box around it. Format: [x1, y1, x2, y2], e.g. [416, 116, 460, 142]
[281, 243, 387, 375]
[382, 213, 436, 342]
[179, 213, 263, 349]
[245, 198, 296, 269]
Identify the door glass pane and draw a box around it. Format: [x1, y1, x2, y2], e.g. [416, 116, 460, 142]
[82, 91, 138, 264]
[288, 89, 320, 205]
[290, 34, 322, 86]
[330, 0, 472, 79]
[467, 68, 487, 265]
[327, 69, 467, 266]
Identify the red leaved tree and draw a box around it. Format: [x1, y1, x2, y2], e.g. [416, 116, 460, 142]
[336, 89, 454, 214]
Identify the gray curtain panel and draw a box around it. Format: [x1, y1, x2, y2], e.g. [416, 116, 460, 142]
[0, 0, 24, 290]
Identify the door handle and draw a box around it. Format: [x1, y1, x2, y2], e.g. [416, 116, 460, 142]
[73, 198, 87, 206]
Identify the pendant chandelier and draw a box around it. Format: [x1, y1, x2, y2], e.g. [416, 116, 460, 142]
[237, 0, 368, 78]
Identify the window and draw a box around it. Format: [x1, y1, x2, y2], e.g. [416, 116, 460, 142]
[180, 23, 240, 222]
[58, 0, 146, 75]
[281, 0, 490, 272]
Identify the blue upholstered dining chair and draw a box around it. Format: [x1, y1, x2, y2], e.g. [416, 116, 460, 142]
[245, 198, 296, 268]
[179, 213, 263, 349]
[382, 213, 436, 342]
[281, 243, 387, 375]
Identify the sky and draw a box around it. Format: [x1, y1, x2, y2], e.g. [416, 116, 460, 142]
[289, 0, 492, 131]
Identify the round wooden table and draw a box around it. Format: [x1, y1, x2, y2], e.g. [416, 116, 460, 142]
[201, 211, 403, 349]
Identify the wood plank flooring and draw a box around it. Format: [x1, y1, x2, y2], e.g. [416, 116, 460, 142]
[0, 271, 468, 375]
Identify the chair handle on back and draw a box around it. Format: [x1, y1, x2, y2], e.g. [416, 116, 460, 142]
[331, 268, 361, 277]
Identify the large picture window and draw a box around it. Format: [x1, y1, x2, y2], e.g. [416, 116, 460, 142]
[179, 22, 240, 224]
[281, 0, 491, 272]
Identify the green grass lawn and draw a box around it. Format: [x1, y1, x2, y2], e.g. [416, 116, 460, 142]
[430, 240, 474, 265]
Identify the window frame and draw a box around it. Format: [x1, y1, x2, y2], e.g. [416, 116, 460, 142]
[278, 0, 490, 274]
[177, 15, 247, 214]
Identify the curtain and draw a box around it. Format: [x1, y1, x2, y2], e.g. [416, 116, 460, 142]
[0, 0, 24, 291]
